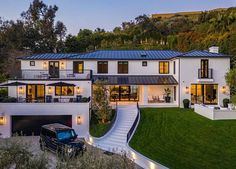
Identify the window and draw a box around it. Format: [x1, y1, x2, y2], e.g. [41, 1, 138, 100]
[200, 59, 209, 78]
[173, 61, 176, 74]
[142, 61, 147, 67]
[55, 86, 74, 96]
[73, 61, 84, 74]
[174, 86, 176, 101]
[30, 61, 35, 66]
[191, 84, 218, 105]
[159, 61, 169, 74]
[118, 61, 128, 74]
[97, 61, 108, 73]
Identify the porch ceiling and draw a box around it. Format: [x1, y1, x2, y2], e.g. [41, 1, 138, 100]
[93, 75, 178, 85]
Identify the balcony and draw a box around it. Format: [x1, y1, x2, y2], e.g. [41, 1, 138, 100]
[198, 69, 213, 82]
[11, 69, 92, 80]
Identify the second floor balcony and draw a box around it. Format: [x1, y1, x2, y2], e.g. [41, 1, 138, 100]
[198, 68, 213, 81]
[11, 69, 92, 80]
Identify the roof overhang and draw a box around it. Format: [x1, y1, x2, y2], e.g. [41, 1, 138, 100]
[93, 75, 178, 85]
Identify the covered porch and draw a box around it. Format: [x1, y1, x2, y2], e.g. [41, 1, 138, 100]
[93, 75, 179, 107]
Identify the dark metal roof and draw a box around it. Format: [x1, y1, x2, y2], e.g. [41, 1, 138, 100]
[18, 50, 230, 60]
[93, 75, 178, 85]
[69, 50, 183, 60]
[19, 53, 78, 60]
[180, 50, 230, 58]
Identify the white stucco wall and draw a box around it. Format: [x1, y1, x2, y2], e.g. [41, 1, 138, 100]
[0, 103, 90, 138]
[179, 57, 230, 107]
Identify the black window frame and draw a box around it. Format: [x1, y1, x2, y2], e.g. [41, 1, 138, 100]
[73, 61, 84, 74]
[97, 61, 108, 74]
[173, 61, 176, 74]
[142, 61, 147, 67]
[30, 61, 35, 66]
[159, 61, 169, 74]
[118, 61, 128, 74]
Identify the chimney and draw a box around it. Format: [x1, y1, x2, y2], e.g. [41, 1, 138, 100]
[209, 46, 219, 53]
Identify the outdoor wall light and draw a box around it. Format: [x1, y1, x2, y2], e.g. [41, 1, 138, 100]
[185, 86, 190, 94]
[76, 87, 80, 94]
[60, 62, 65, 69]
[221, 86, 227, 94]
[43, 62, 47, 69]
[77, 115, 82, 125]
[48, 87, 53, 94]
[0, 114, 6, 125]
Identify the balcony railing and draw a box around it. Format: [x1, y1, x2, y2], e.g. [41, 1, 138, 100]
[11, 69, 92, 80]
[198, 69, 213, 79]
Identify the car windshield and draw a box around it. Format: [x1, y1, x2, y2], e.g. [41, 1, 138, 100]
[57, 129, 76, 141]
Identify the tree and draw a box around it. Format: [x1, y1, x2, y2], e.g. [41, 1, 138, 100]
[92, 80, 112, 123]
[225, 68, 236, 104]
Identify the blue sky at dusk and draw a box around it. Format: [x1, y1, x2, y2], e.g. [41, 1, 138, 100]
[0, 0, 235, 35]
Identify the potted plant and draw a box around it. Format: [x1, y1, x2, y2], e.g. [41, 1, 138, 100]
[183, 99, 190, 108]
[223, 98, 230, 108]
[164, 88, 171, 103]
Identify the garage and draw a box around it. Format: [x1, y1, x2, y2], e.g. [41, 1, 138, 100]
[11, 115, 72, 136]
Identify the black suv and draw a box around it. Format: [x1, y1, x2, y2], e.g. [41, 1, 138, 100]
[39, 123, 86, 156]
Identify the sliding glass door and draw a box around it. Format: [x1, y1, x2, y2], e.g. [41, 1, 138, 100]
[110, 85, 139, 101]
[191, 84, 218, 105]
[26, 84, 45, 102]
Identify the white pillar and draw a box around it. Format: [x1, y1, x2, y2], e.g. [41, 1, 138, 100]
[143, 85, 148, 105]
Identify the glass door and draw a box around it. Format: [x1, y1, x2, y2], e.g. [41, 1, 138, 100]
[110, 85, 139, 101]
[27, 84, 45, 102]
[49, 61, 59, 78]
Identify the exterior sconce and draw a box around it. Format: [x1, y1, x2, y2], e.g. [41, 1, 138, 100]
[60, 62, 65, 69]
[77, 115, 82, 125]
[221, 86, 226, 94]
[76, 87, 80, 94]
[43, 62, 47, 69]
[48, 87, 53, 95]
[0, 114, 6, 125]
[185, 86, 189, 94]
[19, 87, 24, 94]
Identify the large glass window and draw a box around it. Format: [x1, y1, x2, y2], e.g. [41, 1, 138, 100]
[110, 85, 139, 101]
[118, 61, 128, 74]
[73, 61, 84, 74]
[159, 61, 169, 74]
[97, 61, 108, 73]
[55, 86, 74, 96]
[191, 84, 218, 105]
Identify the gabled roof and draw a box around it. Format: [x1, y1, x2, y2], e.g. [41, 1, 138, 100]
[180, 50, 230, 58]
[69, 50, 183, 60]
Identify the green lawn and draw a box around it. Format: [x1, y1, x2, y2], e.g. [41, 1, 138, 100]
[90, 110, 116, 137]
[129, 108, 236, 169]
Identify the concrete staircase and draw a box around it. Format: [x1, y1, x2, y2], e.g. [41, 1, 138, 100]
[93, 104, 138, 152]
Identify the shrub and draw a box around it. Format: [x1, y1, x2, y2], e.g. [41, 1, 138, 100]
[0, 138, 49, 169]
[223, 98, 230, 107]
[231, 95, 236, 105]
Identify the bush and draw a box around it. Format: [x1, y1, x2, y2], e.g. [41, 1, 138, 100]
[231, 95, 236, 105]
[1, 97, 17, 103]
[223, 98, 230, 107]
[0, 88, 8, 97]
[183, 99, 190, 108]
[0, 138, 49, 169]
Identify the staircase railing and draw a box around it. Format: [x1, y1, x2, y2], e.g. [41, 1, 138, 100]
[127, 102, 140, 143]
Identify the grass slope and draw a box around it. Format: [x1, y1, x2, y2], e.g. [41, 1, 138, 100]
[130, 108, 236, 169]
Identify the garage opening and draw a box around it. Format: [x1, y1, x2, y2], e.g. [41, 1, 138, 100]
[12, 115, 72, 136]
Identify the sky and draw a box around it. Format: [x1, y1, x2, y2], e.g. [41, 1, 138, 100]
[0, 0, 235, 35]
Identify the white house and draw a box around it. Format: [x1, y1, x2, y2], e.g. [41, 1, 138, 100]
[0, 48, 230, 138]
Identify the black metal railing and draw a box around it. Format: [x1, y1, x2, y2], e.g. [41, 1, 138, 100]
[198, 69, 213, 79]
[10, 69, 93, 80]
[127, 102, 140, 143]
